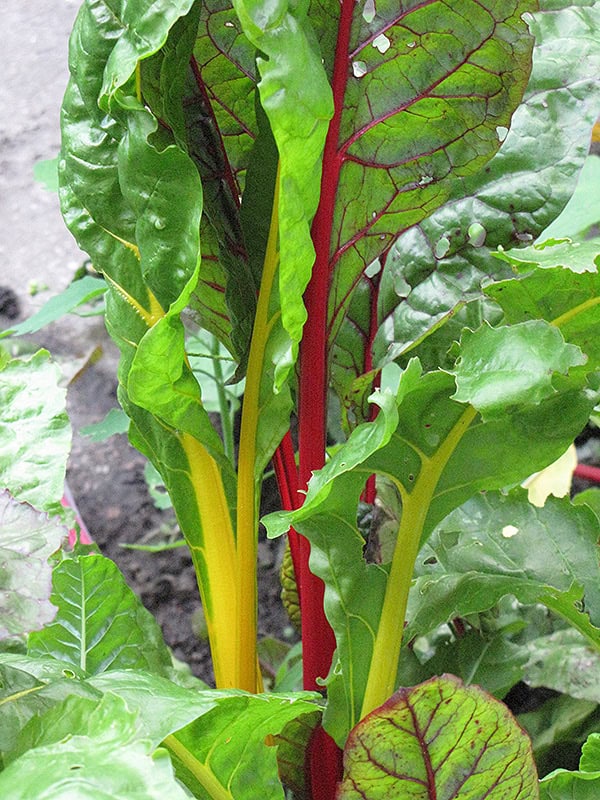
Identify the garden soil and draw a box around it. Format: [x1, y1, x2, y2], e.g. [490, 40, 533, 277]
[0, 0, 292, 683]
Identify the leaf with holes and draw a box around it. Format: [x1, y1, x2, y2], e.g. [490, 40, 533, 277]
[337, 674, 538, 800]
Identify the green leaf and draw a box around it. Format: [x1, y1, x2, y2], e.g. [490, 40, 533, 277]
[540, 732, 600, 799]
[485, 264, 600, 369]
[374, 1, 600, 371]
[0, 654, 99, 754]
[33, 157, 59, 192]
[523, 629, 600, 703]
[494, 238, 600, 275]
[80, 407, 130, 441]
[0, 351, 71, 515]
[167, 692, 321, 800]
[542, 154, 600, 240]
[0, 275, 106, 340]
[88, 670, 230, 748]
[0, 693, 190, 800]
[233, 0, 333, 377]
[337, 675, 538, 800]
[451, 321, 587, 419]
[27, 553, 173, 676]
[519, 694, 600, 779]
[409, 491, 600, 645]
[0, 493, 65, 641]
[265, 359, 597, 744]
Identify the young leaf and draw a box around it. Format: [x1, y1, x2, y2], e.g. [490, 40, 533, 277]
[27, 553, 173, 676]
[0, 492, 65, 641]
[337, 675, 538, 800]
[451, 321, 587, 419]
[0, 352, 71, 516]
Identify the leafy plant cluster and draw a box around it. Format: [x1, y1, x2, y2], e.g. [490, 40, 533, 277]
[2, 0, 600, 797]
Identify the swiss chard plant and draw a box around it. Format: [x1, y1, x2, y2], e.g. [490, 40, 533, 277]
[2, 0, 600, 797]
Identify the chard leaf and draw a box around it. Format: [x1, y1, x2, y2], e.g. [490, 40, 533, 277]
[233, 0, 334, 379]
[265, 356, 597, 744]
[0, 275, 106, 339]
[0, 352, 71, 516]
[495, 238, 600, 274]
[0, 655, 99, 754]
[27, 553, 173, 677]
[523, 629, 600, 703]
[540, 733, 600, 798]
[167, 691, 320, 800]
[374, 0, 600, 371]
[0, 493, 65, 641]
[337, 675, 538, 800]
[451, 321, 587, 419]
[324, 0, 535, 356]
[409, 491, 600, 646]
[519, 694, 600, 779]
[0, 693, 190, 800]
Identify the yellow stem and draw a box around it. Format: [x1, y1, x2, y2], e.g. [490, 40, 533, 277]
[180, 432, 238, 689]
[551, 295, 600, 329]
[235, 163, 281, 693]
[360, 405, 478, 718]
[163, 735, 233, 800]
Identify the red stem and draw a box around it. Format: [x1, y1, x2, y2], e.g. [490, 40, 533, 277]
[295, 1, 356, 796]
[574, 463, 600, 484]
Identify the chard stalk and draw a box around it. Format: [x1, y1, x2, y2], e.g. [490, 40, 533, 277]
[361, 404, 478, 718]
[235, 163, 281, 693]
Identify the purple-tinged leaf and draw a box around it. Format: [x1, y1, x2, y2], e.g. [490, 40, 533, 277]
[374, 1, 600, 372]
[337, 675, 538, 800]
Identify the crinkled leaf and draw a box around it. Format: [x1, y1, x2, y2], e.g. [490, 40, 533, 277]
[337, 675, 538, 800]
[409, 490, 600, 644]
[0, 351, 71, 516]
[451, 321, 587, 419]
[523, 629, 600, 703]
[374, 1, 600, 372]
[495, 238, 600, 274]
[168, 692, 321, 800]
[233, 0, 333, 381]
[324, 0, 535, 364]
[27, 553, 173, 676]
[0, 492, 65, 640]
[0, 693, 190, 800]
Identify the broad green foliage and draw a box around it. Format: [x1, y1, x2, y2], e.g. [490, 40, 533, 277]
[4, 0, 599, 796]
[540, 733, 600, 798]
[337, 675, 538, 800]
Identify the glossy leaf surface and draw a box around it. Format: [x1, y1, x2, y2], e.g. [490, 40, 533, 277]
[409, 491, 600, 645]
[540, 733, 600, 799]
[374, 1, 600, 372]
[337, 675, 538, 800]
